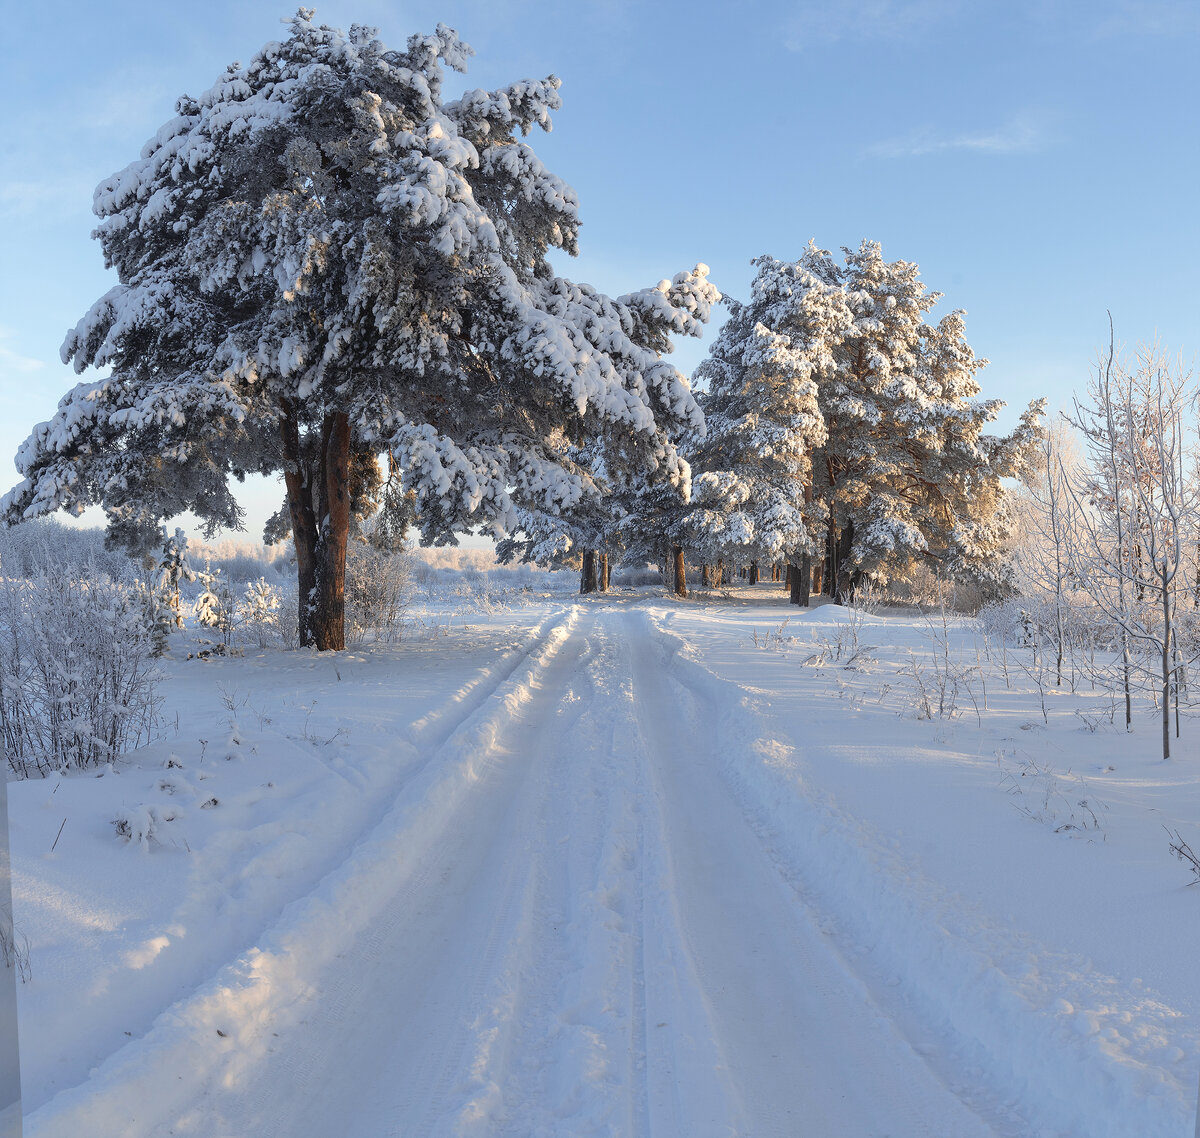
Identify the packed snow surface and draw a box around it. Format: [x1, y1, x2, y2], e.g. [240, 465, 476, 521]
[8, 587, 1200, 1136]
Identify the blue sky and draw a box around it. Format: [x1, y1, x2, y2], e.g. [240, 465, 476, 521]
[2, 0, 1197, 545]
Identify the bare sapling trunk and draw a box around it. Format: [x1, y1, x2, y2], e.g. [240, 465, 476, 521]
[1162, 561, 1171, 759]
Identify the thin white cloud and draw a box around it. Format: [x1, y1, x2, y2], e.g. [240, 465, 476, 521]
[0, 330, 46, 375]
[784, 0, 1200, 51]
[784, 0, 962, 48]
[0, 178, 95, 218]
[1093, 0, 1200, 37]
[864, 113, 1050, 159]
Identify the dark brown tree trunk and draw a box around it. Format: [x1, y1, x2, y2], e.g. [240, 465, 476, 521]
[749, 560, 759, 585]
[598, 552, 609, 592]
[580, 550, 598, 594]
[834, 519, 857, 605]
[673, 545, 687, 598]
[824, 517, 837, 597]
[716, 559, 724, 587]
[790, 555, 811, 607]
[311, 411, 352, 651]
[280, 399, 318, 648]
[702, 563, 711, 587]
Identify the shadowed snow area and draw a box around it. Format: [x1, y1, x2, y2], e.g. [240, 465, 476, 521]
[9, 590, 1200, 1136]
[0, 774, 20, 1138]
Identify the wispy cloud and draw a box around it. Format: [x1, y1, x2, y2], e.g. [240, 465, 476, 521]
[0, 329, 47, 375]
[784, 0, 1200, 50]
[784, 0, 963, 48]
[0, 178, 95, 218]
[1093, 0, 1200, 37]
[864, 113, 1051, 159]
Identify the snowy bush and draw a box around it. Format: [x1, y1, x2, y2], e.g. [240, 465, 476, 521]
[0, 518, 135, 582]
[135, 577, 175, 657]
[612, 566, 664, 588]
[0, 904, 31, 984]
[239, 577, 282, 650]
[112, 803, 180, 852]
[0, 566, 161, 778]
[345, 544, 411, 646]
[194, 563, 235, 649]
[191, 540, 290, 586]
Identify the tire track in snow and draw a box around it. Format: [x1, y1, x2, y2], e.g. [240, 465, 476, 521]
[229, 609, 595, 1138]
[644, 606, 1198, 1138]
[456, 607, 741, 1138]
[23, 607, 584, 1138]
[625, 608, 998, 1138]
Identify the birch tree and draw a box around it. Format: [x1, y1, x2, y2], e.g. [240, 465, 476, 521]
[1068, 342, 1197, 756]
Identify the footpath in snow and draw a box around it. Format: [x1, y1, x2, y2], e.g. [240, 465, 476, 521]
[8, 589, 1200, 1136]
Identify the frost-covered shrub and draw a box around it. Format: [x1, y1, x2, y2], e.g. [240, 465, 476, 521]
[613, 566, 664, 588]
[0, 567, 161, 778]
[345, 544, 411, 646]
[239, 576, 283, 649]
[135, 578, 175, 657]
[113, 803, 180, 852]
[157, 528, 194, 627]
[191, 540, 290, 585]
[0, 518, 136, 581]
[194, 563, 235, 648]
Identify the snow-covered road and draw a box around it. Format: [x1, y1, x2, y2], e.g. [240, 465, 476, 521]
[27, 603, 999, 1137]
[17, 593, 1200, 1137]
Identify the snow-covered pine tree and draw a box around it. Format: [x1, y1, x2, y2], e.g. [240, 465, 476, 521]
[158, 527, 195, 627]
[194, 563, 227, 636]
[496, 438, 629, 593]
[613, 470, 694, 595]
[709, 241, 1043, 602]
[683, 257, 833, 605]
[240, 575, 282, 649]
[2, 11, 716, 649]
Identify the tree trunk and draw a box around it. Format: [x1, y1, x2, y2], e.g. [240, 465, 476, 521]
[702, 563, 711, 587]
[311, 411, 352, 651]
[716, 559, 724, 587]
[1162, 566, 1171, 760]
[599, 552, 609, 592]
[280, 399, 318, 648]
[823, 517, 837, 597]
[834, 519, 857, 603]
[580, 550, 598, 594]
[749, 560, 759, 585]
[673, 545, 687, 598]
[790, 555, 811, 607]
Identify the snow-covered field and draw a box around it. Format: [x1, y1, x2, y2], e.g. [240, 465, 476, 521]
[0, 775, 21, 1138]
[7, 582, 1200, 1137]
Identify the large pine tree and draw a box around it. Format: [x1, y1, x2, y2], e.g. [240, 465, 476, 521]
[684, 257, 834, 599]
[3, 11, 716, 648]
[689, 242, 1043, 602]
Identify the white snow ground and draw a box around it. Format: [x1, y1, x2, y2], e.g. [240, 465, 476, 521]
[0, 773, 21, 1138]
[8, 584, 1200, 1136]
